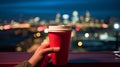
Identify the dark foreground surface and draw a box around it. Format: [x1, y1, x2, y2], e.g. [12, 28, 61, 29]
[0, 52, 120, 67]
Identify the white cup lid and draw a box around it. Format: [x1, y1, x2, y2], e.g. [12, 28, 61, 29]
[48, 25, 72, 32]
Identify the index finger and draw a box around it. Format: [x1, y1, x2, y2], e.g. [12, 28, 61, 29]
[42, 47, 60, 55]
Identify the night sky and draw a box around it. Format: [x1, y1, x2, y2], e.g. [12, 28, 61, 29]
[0, 0, 120, 21]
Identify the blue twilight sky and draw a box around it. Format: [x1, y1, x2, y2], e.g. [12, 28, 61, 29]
[0, 0, 120, 21]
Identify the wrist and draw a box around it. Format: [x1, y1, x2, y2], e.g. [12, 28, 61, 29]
[28, 57, 37, 67]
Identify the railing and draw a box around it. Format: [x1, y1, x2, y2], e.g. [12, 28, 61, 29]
[0, 52, 120, 67]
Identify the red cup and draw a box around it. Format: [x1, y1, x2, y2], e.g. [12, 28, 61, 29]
[48, 25, 72, 65]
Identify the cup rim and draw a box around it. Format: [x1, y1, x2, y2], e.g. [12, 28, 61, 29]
[48, 25, 72, 32]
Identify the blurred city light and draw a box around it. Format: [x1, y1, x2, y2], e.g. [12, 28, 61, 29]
[0, 26, 4, 30]
[62, 14, 69, 19]
[34, 17, 40, 22]
[78, 41, 83, 47]
[36, 32, 41, 37]
[44, 28, 48, 33]
[85, 33, 89, 38]
[12, 23, 30, 28]
[4, 24, 11, 30]
[99, 32, 108, 40]
[114, 23, 119, 29]
[75, 26, 81, 31]
[34, 32, 41, 38]
[37, 26, 46, 31]
[102, 24, 108, 28]
[16, 46, 22, 52]
[94, 33, 99, 38]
